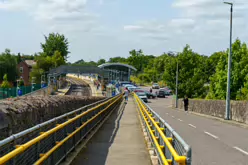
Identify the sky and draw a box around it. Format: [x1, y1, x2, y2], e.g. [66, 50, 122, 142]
[0, 0, 247, 63]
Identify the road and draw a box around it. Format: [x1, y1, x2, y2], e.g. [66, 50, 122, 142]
[145, 94, 248, 165]
[66, 78, 91, 96]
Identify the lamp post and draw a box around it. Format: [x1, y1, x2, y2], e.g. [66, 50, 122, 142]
[224, 1, 233, 120]
[176, 60, 179, 108]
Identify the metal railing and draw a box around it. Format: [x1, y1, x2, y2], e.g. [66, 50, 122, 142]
[0, 94, 123, 165]
[0, 84, 43, 100]
[134, 93, 191, 165]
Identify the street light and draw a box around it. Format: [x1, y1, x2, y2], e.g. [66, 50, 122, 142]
[224, 1, 233, 120]
[176, 60, 179, 108]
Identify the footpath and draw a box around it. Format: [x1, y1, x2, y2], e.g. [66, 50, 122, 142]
[71, 97, 151, 165]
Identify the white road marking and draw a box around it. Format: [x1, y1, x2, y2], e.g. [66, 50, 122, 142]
[188, 124, 196, 128]
[166, 113, 169, 115]
[204, 131, 218, 139]
[233, 147, 248, 155]
[178, 119, 183, 122]
[172, 116, 175, 118]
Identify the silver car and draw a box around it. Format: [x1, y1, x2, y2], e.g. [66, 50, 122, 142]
[152, 83, 160, 89]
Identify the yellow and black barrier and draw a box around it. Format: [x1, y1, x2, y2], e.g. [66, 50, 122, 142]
[133, 93, 191, 165]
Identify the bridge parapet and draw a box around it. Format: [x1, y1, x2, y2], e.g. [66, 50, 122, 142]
[0, 94, 122, 165]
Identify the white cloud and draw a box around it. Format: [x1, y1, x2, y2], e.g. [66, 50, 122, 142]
[0, 0, 99, 33]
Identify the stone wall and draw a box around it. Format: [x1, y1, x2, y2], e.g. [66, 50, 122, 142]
[172, 98, 248, 124]
[0, 95, 105, 139]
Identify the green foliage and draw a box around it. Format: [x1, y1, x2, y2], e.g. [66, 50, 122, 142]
[41, 33, 70, 61]
[30, 65, 43, 84]
[127, 49, 155, 73]
[108, 57, 127, 63]
[163, 45, 208, 98]
[30, 33, 68, 82]
[73, 59, 98, 66]
[97, 59, 106, 66]
[208, 39, 248, 100]
[18, 79, 24, 87]
[0, 49, 18, 82]
[1, 74, 11, 88]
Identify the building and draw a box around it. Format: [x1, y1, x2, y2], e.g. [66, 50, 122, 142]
[98, 63, 137, 82]
[17, 60, 36, 86]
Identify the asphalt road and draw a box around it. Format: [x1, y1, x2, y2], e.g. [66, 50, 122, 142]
[146, 95, 248, 165]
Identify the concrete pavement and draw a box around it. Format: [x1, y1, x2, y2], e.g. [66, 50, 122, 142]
[148, 97, 248, 165]
[71, 97, 151, 165]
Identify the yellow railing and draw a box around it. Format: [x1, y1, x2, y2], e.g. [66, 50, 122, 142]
[0, 94, 123, 165]
[134, 93, 187, 165]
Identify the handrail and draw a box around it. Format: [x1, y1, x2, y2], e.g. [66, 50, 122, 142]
[145, 103, 191, 155]
[34, 94, 122, 164]
[134, 93, 187, 164]
[0, 94, 120, 164]
[135, 96, 169, 165]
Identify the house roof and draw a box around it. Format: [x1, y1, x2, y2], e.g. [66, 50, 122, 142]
[25, 60, 36, 67]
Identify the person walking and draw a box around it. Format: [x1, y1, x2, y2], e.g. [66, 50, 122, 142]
[183, 96, 189, 112]
[124, 87, 129, 103]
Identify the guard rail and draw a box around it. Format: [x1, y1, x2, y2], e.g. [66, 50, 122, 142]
[133, 93, 191, 165]
[0, 94, 123, 165]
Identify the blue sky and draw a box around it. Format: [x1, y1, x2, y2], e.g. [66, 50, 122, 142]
[0, 0, 247, 63]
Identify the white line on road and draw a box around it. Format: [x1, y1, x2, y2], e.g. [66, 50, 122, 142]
[204, 131, 218, 139]
[172, 116, 175, 118]
[233, 147, 248, 155]
[188, 124, 196, 128]
[166, 113, 169, 115]
[178, 119, 183, 122]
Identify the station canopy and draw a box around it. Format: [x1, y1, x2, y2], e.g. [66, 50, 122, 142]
[98, 63, 137, 72]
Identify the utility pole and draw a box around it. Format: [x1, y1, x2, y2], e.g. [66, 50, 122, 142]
[175, 60, 179, 108]
[224, 1, 233, 120]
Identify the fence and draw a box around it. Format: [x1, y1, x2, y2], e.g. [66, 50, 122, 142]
[0, 84, 44, 100]
[0, 93, 123, 165]
[133, 93, 191, 165]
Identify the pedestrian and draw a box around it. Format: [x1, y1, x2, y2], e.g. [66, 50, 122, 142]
[150, 88, 152, 93]
[183, 95, 189, 112]
[124, 87, 129, 103]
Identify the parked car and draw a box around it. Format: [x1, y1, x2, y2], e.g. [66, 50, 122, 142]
[144, 91, 156, 99]
[134, 88, 144, 93]
[152, 83, 160, 89]
[160, 88, 171, 96]
[136, 92, 148, 103]
[157, 89, 167, 98]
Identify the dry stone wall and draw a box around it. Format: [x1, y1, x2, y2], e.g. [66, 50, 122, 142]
[172, 98, 248, 124]
[0, 95, 105, 139]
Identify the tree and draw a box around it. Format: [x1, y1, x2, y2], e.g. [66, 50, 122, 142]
[17, 53, 22, 63]
[97, 59, 106, 66]
[29, 65, 43, 84]
[208, 39, 248, 100]
[163, 45, 208, 98]
[0, 49, 18, 82]
[41, 33, 70, 61]
[108, 57, 127, 63]
[1, 74, 11, 88]
[52, 51, 66, 68]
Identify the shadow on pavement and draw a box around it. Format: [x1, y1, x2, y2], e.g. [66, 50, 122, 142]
[71, 101, 126, 165]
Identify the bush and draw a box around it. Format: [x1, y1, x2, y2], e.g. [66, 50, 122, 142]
[1, 74, 11, 88]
